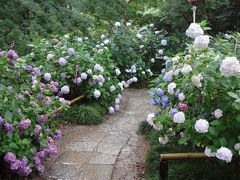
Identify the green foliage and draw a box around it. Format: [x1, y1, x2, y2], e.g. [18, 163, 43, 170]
[57, 104, 104, 125]
[138, 121, 153, 135]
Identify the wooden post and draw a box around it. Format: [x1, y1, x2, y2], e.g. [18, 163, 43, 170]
[159, 153, 207, 179]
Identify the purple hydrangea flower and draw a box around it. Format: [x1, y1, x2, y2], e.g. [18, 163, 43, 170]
[16, 108, 22, 113]
[17, 95, 24, 101]
[34, 124, 42, 134]
[18, 119, 31, 130]
[20, 156, 28, 167]
[4, 152, 16, 164]
[10, 159, 21, 171]
[21, 166, 32, 176]
[0, 50, 4, 58]
[33, 67, 41, 76]
[4, 123, 14, 134]
[98, 75, 105, 83]
[25, 65, 33, 72]
[67, 48, 75, 56]
[52, 130, 62, 140]
[59, 57, 67, 66]
[36, 164, 45, 173]
[34, 156, 41, 166]
[80, 72, 88, 80]
[37, 93, 43, 100]
[7, 50, 18, 60]
[38, 115, 48, 123]
[43, 96, 52, 105]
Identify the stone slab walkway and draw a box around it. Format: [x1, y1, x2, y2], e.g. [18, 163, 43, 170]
[38, 89, 153, 180]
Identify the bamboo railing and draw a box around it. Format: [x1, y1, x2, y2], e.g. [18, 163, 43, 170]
[160, 152, 207, 180]
[52, 95, 85, 114]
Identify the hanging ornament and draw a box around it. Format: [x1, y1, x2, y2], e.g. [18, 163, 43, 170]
[187, 0, 198, 5]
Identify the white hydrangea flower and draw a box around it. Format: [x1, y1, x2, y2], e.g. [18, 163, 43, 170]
[126, 22, 131, 26]
[216, 147, 233, 163]
[186, 23, 204, 38]
[60, 73, 66, 79]
[167, 82, 176, 95]
[80, 73, 88, 80]
[159, 136, 169, 145]
[98, 49, 103, 54]
[87, 69, 92, 75]
[98, 82, 103, 86]
[100, 34, 105, 39]
[140, 45, 144, 49]
[132, 77, 138, 82]
[173, 112, 185, 123]
[137, 33, 143, 39]
[61, 85, 70, 94]
[147, 113, 155, 126]
[204, 147, 216, 157]
[110, 85, 116, 92]
[47, 54, 54, 60]
[115, 98, 120, 104]
[161, 39, 167, 46]
[234, 143, 240, 151]
[149, 23, 154, 28]
[155, 31, 160, 34]
[151, 58, 155, 63]
[118, 94, 122, 100]
[194, 35, 210, 49]
[64, 34, 70, 39]
[181, 64, 193, 74]
[220, 57, 240, 77]
[118, 82, 124, 91]
[214, 109, 223, 119]
[44, 73, 51, 81]
[142, 71, 145, 75]
[77, 37, 83, 42]
[172, 56, 180, 63]
[158, 49, 163, 55]
[115, 22, 121, 27]
[115, 104, 120, 112]
[191, 74, 203, 88]
[109, 107, 115, 114]
[178, 93, 185, 101]
[94, 89, 101, 98]
[104, 39, 110, 45]
[194, 119, 209, 133]
[115, 68, 121, 76]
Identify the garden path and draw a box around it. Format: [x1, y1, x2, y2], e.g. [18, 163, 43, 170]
[39, 89, 153, 180]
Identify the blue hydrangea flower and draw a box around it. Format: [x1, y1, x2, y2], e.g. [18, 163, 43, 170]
[169, 108, 179, 115]
[162, 95, 169, 106]
[161, 69, 166, 74]
[156, 88, 164, 96]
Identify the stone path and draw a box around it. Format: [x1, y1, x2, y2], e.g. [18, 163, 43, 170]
[39, 89, 153, 180]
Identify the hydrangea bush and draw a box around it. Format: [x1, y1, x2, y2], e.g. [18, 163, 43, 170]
[147, 30, 240, 163]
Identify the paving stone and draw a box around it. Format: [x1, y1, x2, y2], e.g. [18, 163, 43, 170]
[96, 143, 123, 155]
[43, 163, 82, 180]
[102, 134, 130, 146]
[54, 151, 91, 165]
[67, 141, 98, 151]
[77, 130, 106, 142]
[89, 153, 117, 165]
[78, 164, 113, 180]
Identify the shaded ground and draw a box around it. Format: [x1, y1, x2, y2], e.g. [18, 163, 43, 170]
[37, 89, 153, 180]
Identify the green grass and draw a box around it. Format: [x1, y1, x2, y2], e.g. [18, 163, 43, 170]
[139, 121, 240, 180]
[57, 103, 105, 125]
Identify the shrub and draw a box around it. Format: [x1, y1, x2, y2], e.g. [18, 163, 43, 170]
[147, 29, 240, 164]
